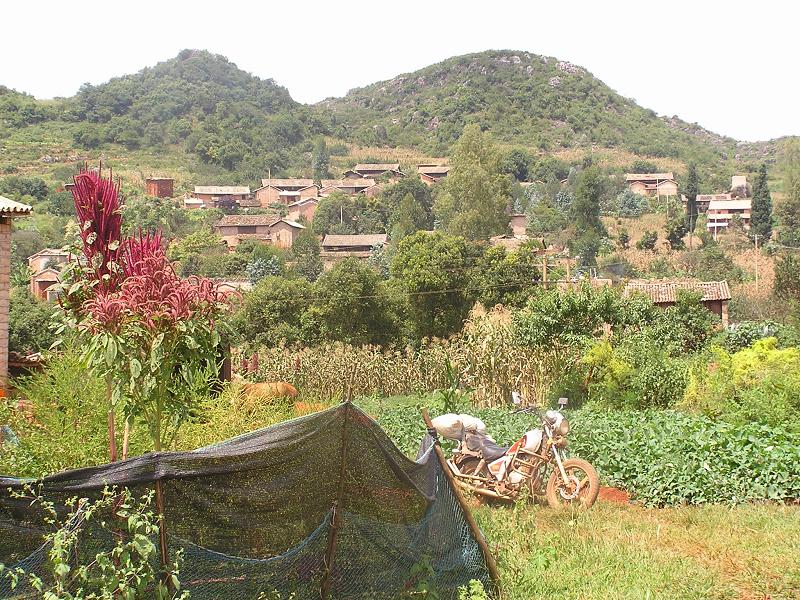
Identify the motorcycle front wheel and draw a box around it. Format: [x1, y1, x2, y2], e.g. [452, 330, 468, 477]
[545, 458, 600, 509]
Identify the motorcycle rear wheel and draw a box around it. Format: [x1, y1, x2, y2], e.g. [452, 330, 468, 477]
[545, 458, 600, 509]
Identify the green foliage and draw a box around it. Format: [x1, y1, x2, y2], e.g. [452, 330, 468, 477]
[572, 167, 606, 235]
[312, 191, 386, 236]
[382, 177, 434, 229]
[468, 245, 541, 308]
[682, 338, 800, 429]
[774, 254, 800, 299]
[777, 139, 800, 246]
[232, 276, 313, 349]
[290, 229, 324, 282]
[688, 245, 745, 283]
[636, 230, 658, 250]
[167, 229, 225, 261]
[9, 289, 57, 355]
[684, 162, 699, 232]
[311, 259, 396, 345]
[390, 193, 429, 242]
[615, 190, 649, 217]
[433, 124, 510, 240]
[390, 231, 472, 339]
[749, 163, 773, 241]
[665, 216, 687, 250]
[0, 486, 188, 599]
[247, 255, 282, 283]
[312, 137, 330, 181]
[0, 175, 48, 201]
[502, 148, 534, 182]
[617, 229, 630, 249]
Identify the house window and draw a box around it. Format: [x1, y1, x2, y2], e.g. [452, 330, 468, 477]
[238, 226, 257, 234]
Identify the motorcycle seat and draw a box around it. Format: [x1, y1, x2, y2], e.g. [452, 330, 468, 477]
[465, 432, 508, 461]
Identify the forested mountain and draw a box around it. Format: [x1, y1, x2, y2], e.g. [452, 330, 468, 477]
[318, 50, 769, 164]
[0, 49, 782, 178]
[1, 50, 328, 174]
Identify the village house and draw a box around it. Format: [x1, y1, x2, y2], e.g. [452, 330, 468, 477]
[418, 164, 450, 185]
[213, 214, 305, 250]
[191, 186, 252, 209]
[682, 193, 732, 214]
[28, 249, 71, 300]
[319, 179, 377, 196]
[253, 178, 319, 208]
[320, 233, 387, 267]
[625, 173, 678, 197]
[731, 175, 748, 194]
[146, 177, 174, 198]
[0, 196, 32, 391]
[624, 279, 731, 326]
[706, 197, 751, 234]
[509, 213, 527, 237]
[343, 163, 404, 181]
[287, 198, 319, 223]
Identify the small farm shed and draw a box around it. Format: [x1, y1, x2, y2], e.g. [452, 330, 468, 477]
[0, 196, 32, 391]
[624, 279, 731, 326]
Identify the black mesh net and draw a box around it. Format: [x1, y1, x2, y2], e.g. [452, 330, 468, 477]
[0, 403, 492, 599]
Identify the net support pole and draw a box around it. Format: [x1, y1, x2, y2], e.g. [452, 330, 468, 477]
[154, 478, 173, 591]
[421, 408, 501, 595]
[321, 401, 352, 599]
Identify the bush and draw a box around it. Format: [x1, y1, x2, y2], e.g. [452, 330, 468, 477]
[636, 230, 658, 250]
[8, 289, 57, 355]
[681, 338, 800, 430]
[616, 190, 649, 217]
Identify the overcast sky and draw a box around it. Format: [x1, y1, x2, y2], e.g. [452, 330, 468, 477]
[2, 0, 797, 142]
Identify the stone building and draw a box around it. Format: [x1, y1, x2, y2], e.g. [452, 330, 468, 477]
[146, 177, 174, 198]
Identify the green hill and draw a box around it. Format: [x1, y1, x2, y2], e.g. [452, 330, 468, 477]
[318, 50, 769, 165]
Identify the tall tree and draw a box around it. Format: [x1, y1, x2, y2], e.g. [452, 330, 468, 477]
[381, 177, 434, 227]
[572, 167, 605, 235]
[291, 228, 324, 281]
[778, 138, 800, 246]
[750, 163, 773, 242]
[312, 137, 331, 183]
[390, 193, 428, 242]
[433, 124, 511, 240]
[685, 162, 699, 232]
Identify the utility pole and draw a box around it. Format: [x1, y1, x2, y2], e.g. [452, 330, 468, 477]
[754, 234, 759, 291]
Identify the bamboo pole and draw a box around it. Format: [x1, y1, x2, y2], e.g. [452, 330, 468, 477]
[154, 479, 173, 591]
[421, 408, 501, 594]
[321, 401, 352, 598]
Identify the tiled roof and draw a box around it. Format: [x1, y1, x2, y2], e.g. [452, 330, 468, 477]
[320, 179, 376, 189]
[353, 163, 401, 172]
[625, 173, 674, 182]
[418, 165, 450, 175]
[624, 280, 731, 303]
[194, 186, 251, 195]
[214, 214, 282, 227]
[694, 193, 732, 202]
[0, 196, 32, 215]
[259, 178, 315, 188]
[322, 234, 388, 248]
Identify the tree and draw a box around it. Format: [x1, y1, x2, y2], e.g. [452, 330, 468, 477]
[749, 163, 773, 242]
[503, 148, 533, 181]
[778, 139, 800, 246]
[616, 190, 649, 217]
[312, 137, 331, 182]
[636, 231, 658, 251]
[167, 229, 224, 261]
[685, 163, 699, 232]
[381, 177, 434, 228]
[9, 289, 57, 355]
[390, 231, 472, 339]
[291, 229, 324, 281]
[665, 216, 688, 250]
[433, 124, 510, 240]
[390, 193, 428, 241]
[618, 229, 630, 249]
[774, 255, 800, 300]
[312, 259, 394, 345]
[232, 276, 313, 349]
[469, 245, 540, 308]
[572, 167, 606, 235]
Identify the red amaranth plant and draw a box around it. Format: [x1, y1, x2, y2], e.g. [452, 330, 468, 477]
[122, 230, 165, 278]
[71, 166, 125, 293]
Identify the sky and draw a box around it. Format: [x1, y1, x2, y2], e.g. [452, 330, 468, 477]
[2, 0, 797, 142]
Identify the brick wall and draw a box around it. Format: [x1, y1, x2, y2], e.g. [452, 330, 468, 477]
[0, 218, 11, 391]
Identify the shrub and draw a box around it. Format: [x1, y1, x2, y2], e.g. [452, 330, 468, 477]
[616, 190, 649, 217]
[636, 230, 658, 250]
[8, 289, 57, 355]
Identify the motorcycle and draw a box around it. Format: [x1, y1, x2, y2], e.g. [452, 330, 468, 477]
[432, 393, 600, 509]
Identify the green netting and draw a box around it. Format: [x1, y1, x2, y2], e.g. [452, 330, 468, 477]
[0, 403, 492, 599]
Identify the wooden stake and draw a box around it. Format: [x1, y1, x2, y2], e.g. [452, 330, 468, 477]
[421, 408, 501, 595]
[154, 479, 173, 591]
[321, 401, 352, 598]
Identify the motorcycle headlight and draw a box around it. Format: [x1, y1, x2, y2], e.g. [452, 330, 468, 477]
[557, 418, 570, 436]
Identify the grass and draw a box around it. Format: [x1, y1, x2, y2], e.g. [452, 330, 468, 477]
[477, 500, 800, 599]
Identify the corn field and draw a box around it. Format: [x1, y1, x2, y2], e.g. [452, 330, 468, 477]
[238, 306, 580, 407]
